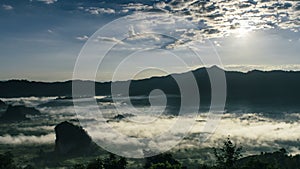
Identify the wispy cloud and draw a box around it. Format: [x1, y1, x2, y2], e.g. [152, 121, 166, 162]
[84, 7, 115, 15]
[47, 29, 53, 34]
[36, 0, 57, 4]
[122, 3, 153, 12]
[0, 133, 55, 144]
[2, 4, 13, 10]
[95, 36, 124, 44]
[224, 64, 300, 72]
[76, 35, 89, 41]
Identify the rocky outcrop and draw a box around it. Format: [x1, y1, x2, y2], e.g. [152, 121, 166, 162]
[106, 114, 134, 123]
[0, 100, 6, 114]
[54, 121, 93, 155]
[0, 99, 5, 107]
[0, 105, 41, 121]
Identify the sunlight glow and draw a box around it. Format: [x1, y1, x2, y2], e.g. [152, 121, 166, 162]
[232, 20, 253, 38]
[236, 26, 251, 37]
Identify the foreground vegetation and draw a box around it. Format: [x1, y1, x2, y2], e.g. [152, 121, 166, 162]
[1, 137, 299, 169]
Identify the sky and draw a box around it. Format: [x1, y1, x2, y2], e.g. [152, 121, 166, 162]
[0, 0, 299, 81]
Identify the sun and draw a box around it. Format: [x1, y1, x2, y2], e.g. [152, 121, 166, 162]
[233, 20, 253, 38]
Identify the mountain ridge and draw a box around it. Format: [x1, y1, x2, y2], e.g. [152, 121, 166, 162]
[0, 66, 300, 111]
[2, 66, 300, 84]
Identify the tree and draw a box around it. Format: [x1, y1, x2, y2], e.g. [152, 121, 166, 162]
[0, 152, 18, 169]
[240, 159, 280, 169]
[103, 153, 127, 169]
[86, 158, 103, 169]
[149, 161, 182, 169]
[73, 164, 86, 169]
[198, 164, 212, 169]
[74, 153, 127, 169]
[23, 165, 35, 169]
[213, 137, 242, 169]
[144, 153, 182, 169]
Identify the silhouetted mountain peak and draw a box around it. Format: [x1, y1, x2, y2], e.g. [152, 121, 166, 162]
[0, 66, 300, 111]
[191, 65, 224, 75]
[54, 121, 94, 155]
[209, 65, 223, 70]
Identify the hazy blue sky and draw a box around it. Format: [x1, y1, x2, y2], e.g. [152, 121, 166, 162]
[0, 0, 299, 81]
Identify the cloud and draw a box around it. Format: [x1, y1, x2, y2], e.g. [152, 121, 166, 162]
[125, 0, 300, 40]
[224, 64, 300, 72]
[0, 133, 55, 144]
[76, 35, 89, 41]
[47, 29, 53, 33]
[186, 112, 300, 153]
[2, 4, 13, 10]
[0, 96, 57, 107]
[18, 126, 55, 132]
[122, 3, 153, 11]
[2, 97, 300, 156]
[84, 7, 115, 15]
[94, 36, 124, 44]
[154, 2, 166, 9]
[37, 0, 57, 4]
[80, 110, 300, 156]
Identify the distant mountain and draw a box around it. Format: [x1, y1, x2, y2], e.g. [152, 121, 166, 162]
[0, 67, 300, 111]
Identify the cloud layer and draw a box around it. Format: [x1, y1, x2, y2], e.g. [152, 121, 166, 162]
[1, 97, 299, 156]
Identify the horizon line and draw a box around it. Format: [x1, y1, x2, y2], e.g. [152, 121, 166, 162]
[1, 65, 300, 83]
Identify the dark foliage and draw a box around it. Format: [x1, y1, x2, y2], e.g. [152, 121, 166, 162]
[240, 159, 280, 169]
[73, 153, 127, 169]
[213, 137, 243, 169]
[0, 152, 35, 169]
[148, 162, 182, 169]
[23, 165, 35, 169]
[144, 153, 183, 169]
[0, 152, 17, 169]
[238, 148, 300, 169]
[72, 164, 86, 169]
[103, 153, 127, 169]
[198, 164, 212, 169]
[86, 158, 103, 169]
